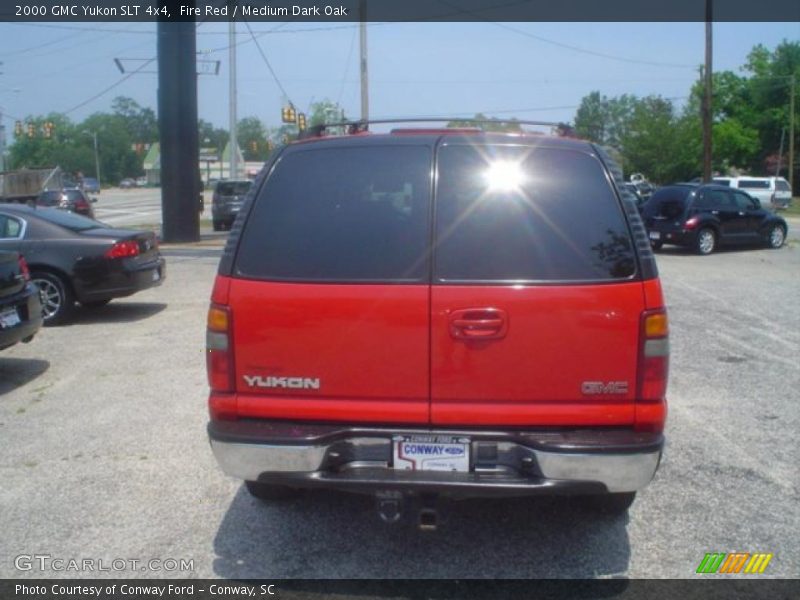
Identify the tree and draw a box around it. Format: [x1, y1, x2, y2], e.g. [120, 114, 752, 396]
[198, 119, 228, 157]
[237, 116, 270, 161]
[447, 113, 521, 132]
[308, 99, 347, 127]
[112, 96, 158, 144]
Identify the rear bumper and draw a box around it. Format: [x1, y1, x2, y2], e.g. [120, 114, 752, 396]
[208, 420, 663, 496]
[76, 257, 166, 302]
[0, 284, 43, 350]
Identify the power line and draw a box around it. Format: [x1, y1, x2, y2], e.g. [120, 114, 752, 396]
[0, 31, 85, 57]
[336, 25, 358, 105]
[242, 18, 294, 104]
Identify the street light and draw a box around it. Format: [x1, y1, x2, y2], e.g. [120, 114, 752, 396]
[83, 131, 100, 185]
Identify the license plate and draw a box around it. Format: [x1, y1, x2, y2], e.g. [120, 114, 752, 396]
[0, 308, 21, 329]
[393, 435, 470, 472]
[649, 231, 661, 240]
[152, 269, 160, 282]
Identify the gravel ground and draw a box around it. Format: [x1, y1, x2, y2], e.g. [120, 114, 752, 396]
[0, 234, 798, 579]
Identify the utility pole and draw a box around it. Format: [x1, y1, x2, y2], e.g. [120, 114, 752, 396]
[228, 19, 239, 180]
[359, 0, 369, 121]
[702, 0, 713, 182]
[789, 74, 795, 192]
[0, 108, 5, 173]
[83, 131, 100, 184]
[157, 9, 200, 242]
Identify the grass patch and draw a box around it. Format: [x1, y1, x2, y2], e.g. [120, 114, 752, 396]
[782, 199, 800, 217]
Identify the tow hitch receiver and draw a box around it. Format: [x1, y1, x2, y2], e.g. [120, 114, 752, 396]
[376, 490, 404, 523]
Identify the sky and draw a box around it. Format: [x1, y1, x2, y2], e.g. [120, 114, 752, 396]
[0, 21, 798, 140]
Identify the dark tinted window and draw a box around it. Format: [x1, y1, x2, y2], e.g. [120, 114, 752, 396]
[733, 192, 755, 210]
[32, 208, 102, 231]
[63, 189, 85, 202]
[738, 179, 770, 189]
[216, 181, 252, 195]
[236, 146, 431, 282]
[434, 145, 635, 282]
[694, 189, 728, 210]
[38, 191, 63, 206]
[713, 178, 732, 187]
[645, 187, 691, 219]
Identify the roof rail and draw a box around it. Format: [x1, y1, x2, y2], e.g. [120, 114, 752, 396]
[300, 118, 574, 139]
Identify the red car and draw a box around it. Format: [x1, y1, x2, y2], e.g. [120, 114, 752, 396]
[206, 125, 669, 522]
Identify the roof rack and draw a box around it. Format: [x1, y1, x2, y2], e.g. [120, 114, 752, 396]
[300, 118, 574, 139]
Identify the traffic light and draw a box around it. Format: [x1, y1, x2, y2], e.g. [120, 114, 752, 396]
[250, 140, 257, 152]
[297, 113, 307, 131]
[281, 105, 296, 124]
[26, 122, 35, 138]
[43, 122, 54, 138]
[14, 121, 22, 137]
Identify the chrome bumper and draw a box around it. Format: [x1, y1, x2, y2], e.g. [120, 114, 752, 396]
[209, 427, 662, 494]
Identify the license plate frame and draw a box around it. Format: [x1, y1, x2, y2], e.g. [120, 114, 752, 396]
[0, 307, 21, 329]
[393, 435, 470, 472]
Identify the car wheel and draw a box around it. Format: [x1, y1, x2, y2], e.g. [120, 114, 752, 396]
[650, 240, 663, 251]
[31, 272, 74, 325]
[213, 220, 223, 232]
[245, 480, 300, 502]
[767, 224, 785, 249]
[695, 228, 716, 255]
[81, 299, 111, 308]
[579, 492, 636, 516]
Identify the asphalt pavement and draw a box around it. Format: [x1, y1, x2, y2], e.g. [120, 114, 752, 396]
[0, 207, 798, 579]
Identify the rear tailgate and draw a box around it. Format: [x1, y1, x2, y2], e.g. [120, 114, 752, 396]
[430, 141, 646, 426]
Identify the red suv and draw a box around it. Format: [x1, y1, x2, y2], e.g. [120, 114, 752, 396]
[206, 127, 668, 519]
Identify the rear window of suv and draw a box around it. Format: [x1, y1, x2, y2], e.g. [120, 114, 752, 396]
[216, 181, 252, 195]
[235, 146, 432, 282]
[737, 179, 770, 189]
[435, 144, 635, 281]
[644, 187, 691, 219]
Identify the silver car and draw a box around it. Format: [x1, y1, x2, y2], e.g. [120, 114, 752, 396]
[212, 179, 252, 231]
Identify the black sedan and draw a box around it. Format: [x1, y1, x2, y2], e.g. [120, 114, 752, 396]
[0, 250, 42, 350]
[642, 183, 788, 255]
[0, 205, 165, 324]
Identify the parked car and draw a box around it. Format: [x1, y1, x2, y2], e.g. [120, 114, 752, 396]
[36, 189, 96, 219]
[211, 179, 252, 231]
[206, 128, 669, 518]
[135, 177, 148, 188]
[635, 181, 656, 201]
[0, 205, 165, 324]
[712, 176, 792, 210]
[82, 177, 100, 194]
[119, 178, 136, 189]
[0, 250, 42, 351]
[642, 183, 788, 255]
[622, 182, 646, 212]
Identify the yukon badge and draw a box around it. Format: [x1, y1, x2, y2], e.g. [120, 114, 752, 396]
[243, 375, 321, 390]
[581, 381, 629, 395]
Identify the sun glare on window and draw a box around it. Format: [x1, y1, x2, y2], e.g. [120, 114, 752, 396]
[483, 161, 526, 192]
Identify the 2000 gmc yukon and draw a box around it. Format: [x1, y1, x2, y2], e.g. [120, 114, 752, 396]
[206, 125, 669, 519]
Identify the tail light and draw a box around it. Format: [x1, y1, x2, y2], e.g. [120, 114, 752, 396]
[636, 308, 669, 432]
[75, 198, 90, 211]
[105, 240, 140, 259]
[684, 216, 699, 230]
[18, 255, 30, 282]
[207, 303, 237, 419]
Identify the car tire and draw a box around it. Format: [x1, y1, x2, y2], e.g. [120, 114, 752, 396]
[81, 299, 111, 308]
[245, 480, 300, 502]
[767, 224, 785, 249]
[579, 492, 636, 515]
[650, 240, 663, 251]
[31, 271, 74, 325]
[694, 228, 716, 255]
[213, 220, 223, 232]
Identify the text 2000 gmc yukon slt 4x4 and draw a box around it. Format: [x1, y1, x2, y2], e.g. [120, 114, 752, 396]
[207, 124, 668, 520]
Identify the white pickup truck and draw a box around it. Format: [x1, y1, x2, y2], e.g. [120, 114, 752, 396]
[713, 176, 792, 210]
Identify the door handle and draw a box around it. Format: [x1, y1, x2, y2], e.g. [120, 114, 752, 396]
[449, 308, 508, 340]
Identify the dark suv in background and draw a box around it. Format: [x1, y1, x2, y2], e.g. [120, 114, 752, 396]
[212, 180, 252, 231]
[643, 183, 788, 255]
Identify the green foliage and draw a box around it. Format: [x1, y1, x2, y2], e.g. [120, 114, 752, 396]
[447, 113, 521, 132]
[237, 116, 270, 161]
[308, 99, 346, 127]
